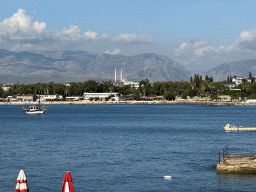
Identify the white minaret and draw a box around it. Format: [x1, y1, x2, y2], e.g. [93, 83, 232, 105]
[120, 68, 122, 82]
[115, 68, 116, 84]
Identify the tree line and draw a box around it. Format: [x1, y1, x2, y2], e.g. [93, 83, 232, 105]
[1, 74, 256, 100]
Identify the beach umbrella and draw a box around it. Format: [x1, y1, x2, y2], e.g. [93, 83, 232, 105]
[61, 171, 75, 192]
[15, 170, 29, 192]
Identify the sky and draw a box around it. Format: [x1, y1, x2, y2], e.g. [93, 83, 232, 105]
[1, 0, 256, 73]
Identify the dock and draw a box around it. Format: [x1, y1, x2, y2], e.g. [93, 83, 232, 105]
[216, 145, 256, 174]
[216, 155, 256, 174]
[224, 124, 256, 131]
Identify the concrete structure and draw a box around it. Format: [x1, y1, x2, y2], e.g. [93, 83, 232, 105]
[224, 124, 256, 131]
[216, 155, 256, 174]
[83, 92, 120, 101]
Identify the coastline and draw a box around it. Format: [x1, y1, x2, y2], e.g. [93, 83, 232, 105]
[0, 100, 252, 106]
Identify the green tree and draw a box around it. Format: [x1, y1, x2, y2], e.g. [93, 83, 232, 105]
[249, 71, 252, 79]
[164, 91, 175, 100]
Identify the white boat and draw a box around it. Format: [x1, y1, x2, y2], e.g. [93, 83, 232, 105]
[23, 89, 48, 114]
[23, 105, 47, 114]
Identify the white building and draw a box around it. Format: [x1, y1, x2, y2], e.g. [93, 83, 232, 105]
[83, 92, 120, 101]
[17, 95, 34, 102]
[40, 94, 63, 101]
[118, 81, 140, 89]
[232, 77, 244, 85]
[1, 86, 11, 91]
[115, 68, 140, 89]
[232, 77, 252, 86]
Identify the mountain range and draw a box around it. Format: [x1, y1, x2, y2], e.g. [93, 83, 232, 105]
[0, 49, 256, 84]
[202, 59, 256, 82]
[0, 50, 191, 84]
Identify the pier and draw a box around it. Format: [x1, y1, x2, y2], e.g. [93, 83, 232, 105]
[224, 124, 256, 131]
[216, 145, 256, 174]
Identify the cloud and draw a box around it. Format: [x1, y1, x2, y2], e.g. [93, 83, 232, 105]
[114, 33, 154, 43]
[83, 31, 98, 39]
[175, 28, 256, 59]
[0, 9, 153, 53]
[234, 29, 256, 51]
[60, 25, 82, 41]
[1, 9, 46, 34]
[105, 48, 120, 55]
[175, 40, 215, 56]
[114, 33, 138, 41]
[172, 29, 256, 71]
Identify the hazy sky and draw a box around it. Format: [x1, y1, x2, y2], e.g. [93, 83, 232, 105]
[1, 0, 256, 73]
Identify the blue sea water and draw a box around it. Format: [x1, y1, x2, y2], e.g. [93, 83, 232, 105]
[1, 104, 256, 191]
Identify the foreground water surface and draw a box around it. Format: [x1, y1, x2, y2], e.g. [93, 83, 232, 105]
[1, 104, 256, 191]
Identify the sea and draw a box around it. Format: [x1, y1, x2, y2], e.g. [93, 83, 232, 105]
[1, 104, 256, 191]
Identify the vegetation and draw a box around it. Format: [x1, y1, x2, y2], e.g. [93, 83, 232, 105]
[2, 72, 256, 101]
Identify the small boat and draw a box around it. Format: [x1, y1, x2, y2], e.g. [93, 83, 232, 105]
[224, 124, 256, 131]
[23, 105, 47, 114]
[23, 92, 47, 114]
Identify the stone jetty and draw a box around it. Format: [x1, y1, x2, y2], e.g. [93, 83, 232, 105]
[216, 155, 256, 174]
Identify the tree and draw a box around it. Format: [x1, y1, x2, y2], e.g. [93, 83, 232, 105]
[164, 92, 175, 101]
[249, 71, 252, 79]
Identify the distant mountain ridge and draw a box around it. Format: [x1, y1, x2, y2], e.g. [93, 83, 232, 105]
[202, 59, 256, 82]
[0, 49, 191, 84]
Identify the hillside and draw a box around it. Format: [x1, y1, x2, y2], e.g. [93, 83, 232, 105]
[0, 50, 191, 84]
[202, 59, 256, 81]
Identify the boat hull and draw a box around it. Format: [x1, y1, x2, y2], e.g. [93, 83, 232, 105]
[23, 105, 47, 114]
[25, 110, 45, 114]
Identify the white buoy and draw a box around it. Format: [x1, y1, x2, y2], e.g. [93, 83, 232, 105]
[163, 176, 172, 180]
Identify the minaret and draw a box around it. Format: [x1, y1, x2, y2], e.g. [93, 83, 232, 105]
[115, 68, 116, 85]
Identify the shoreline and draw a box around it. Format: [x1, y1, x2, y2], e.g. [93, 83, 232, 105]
[0, 100, 253, 106]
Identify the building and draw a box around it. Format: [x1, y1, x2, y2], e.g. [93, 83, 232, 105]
[232, 77, 252, 86]
[221, 82, 236, 88]
[40, 94, 63, 101]
[5, 95, 34, 102]
[246, 99, 256, 104]
[118, 81, 140, 89]
[17, 95, 34, 102]
[1, 86, 11, 91]
[83, 92, 120, 101]
[115, 68, 140, 89]
[218, 95, 231, 102]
